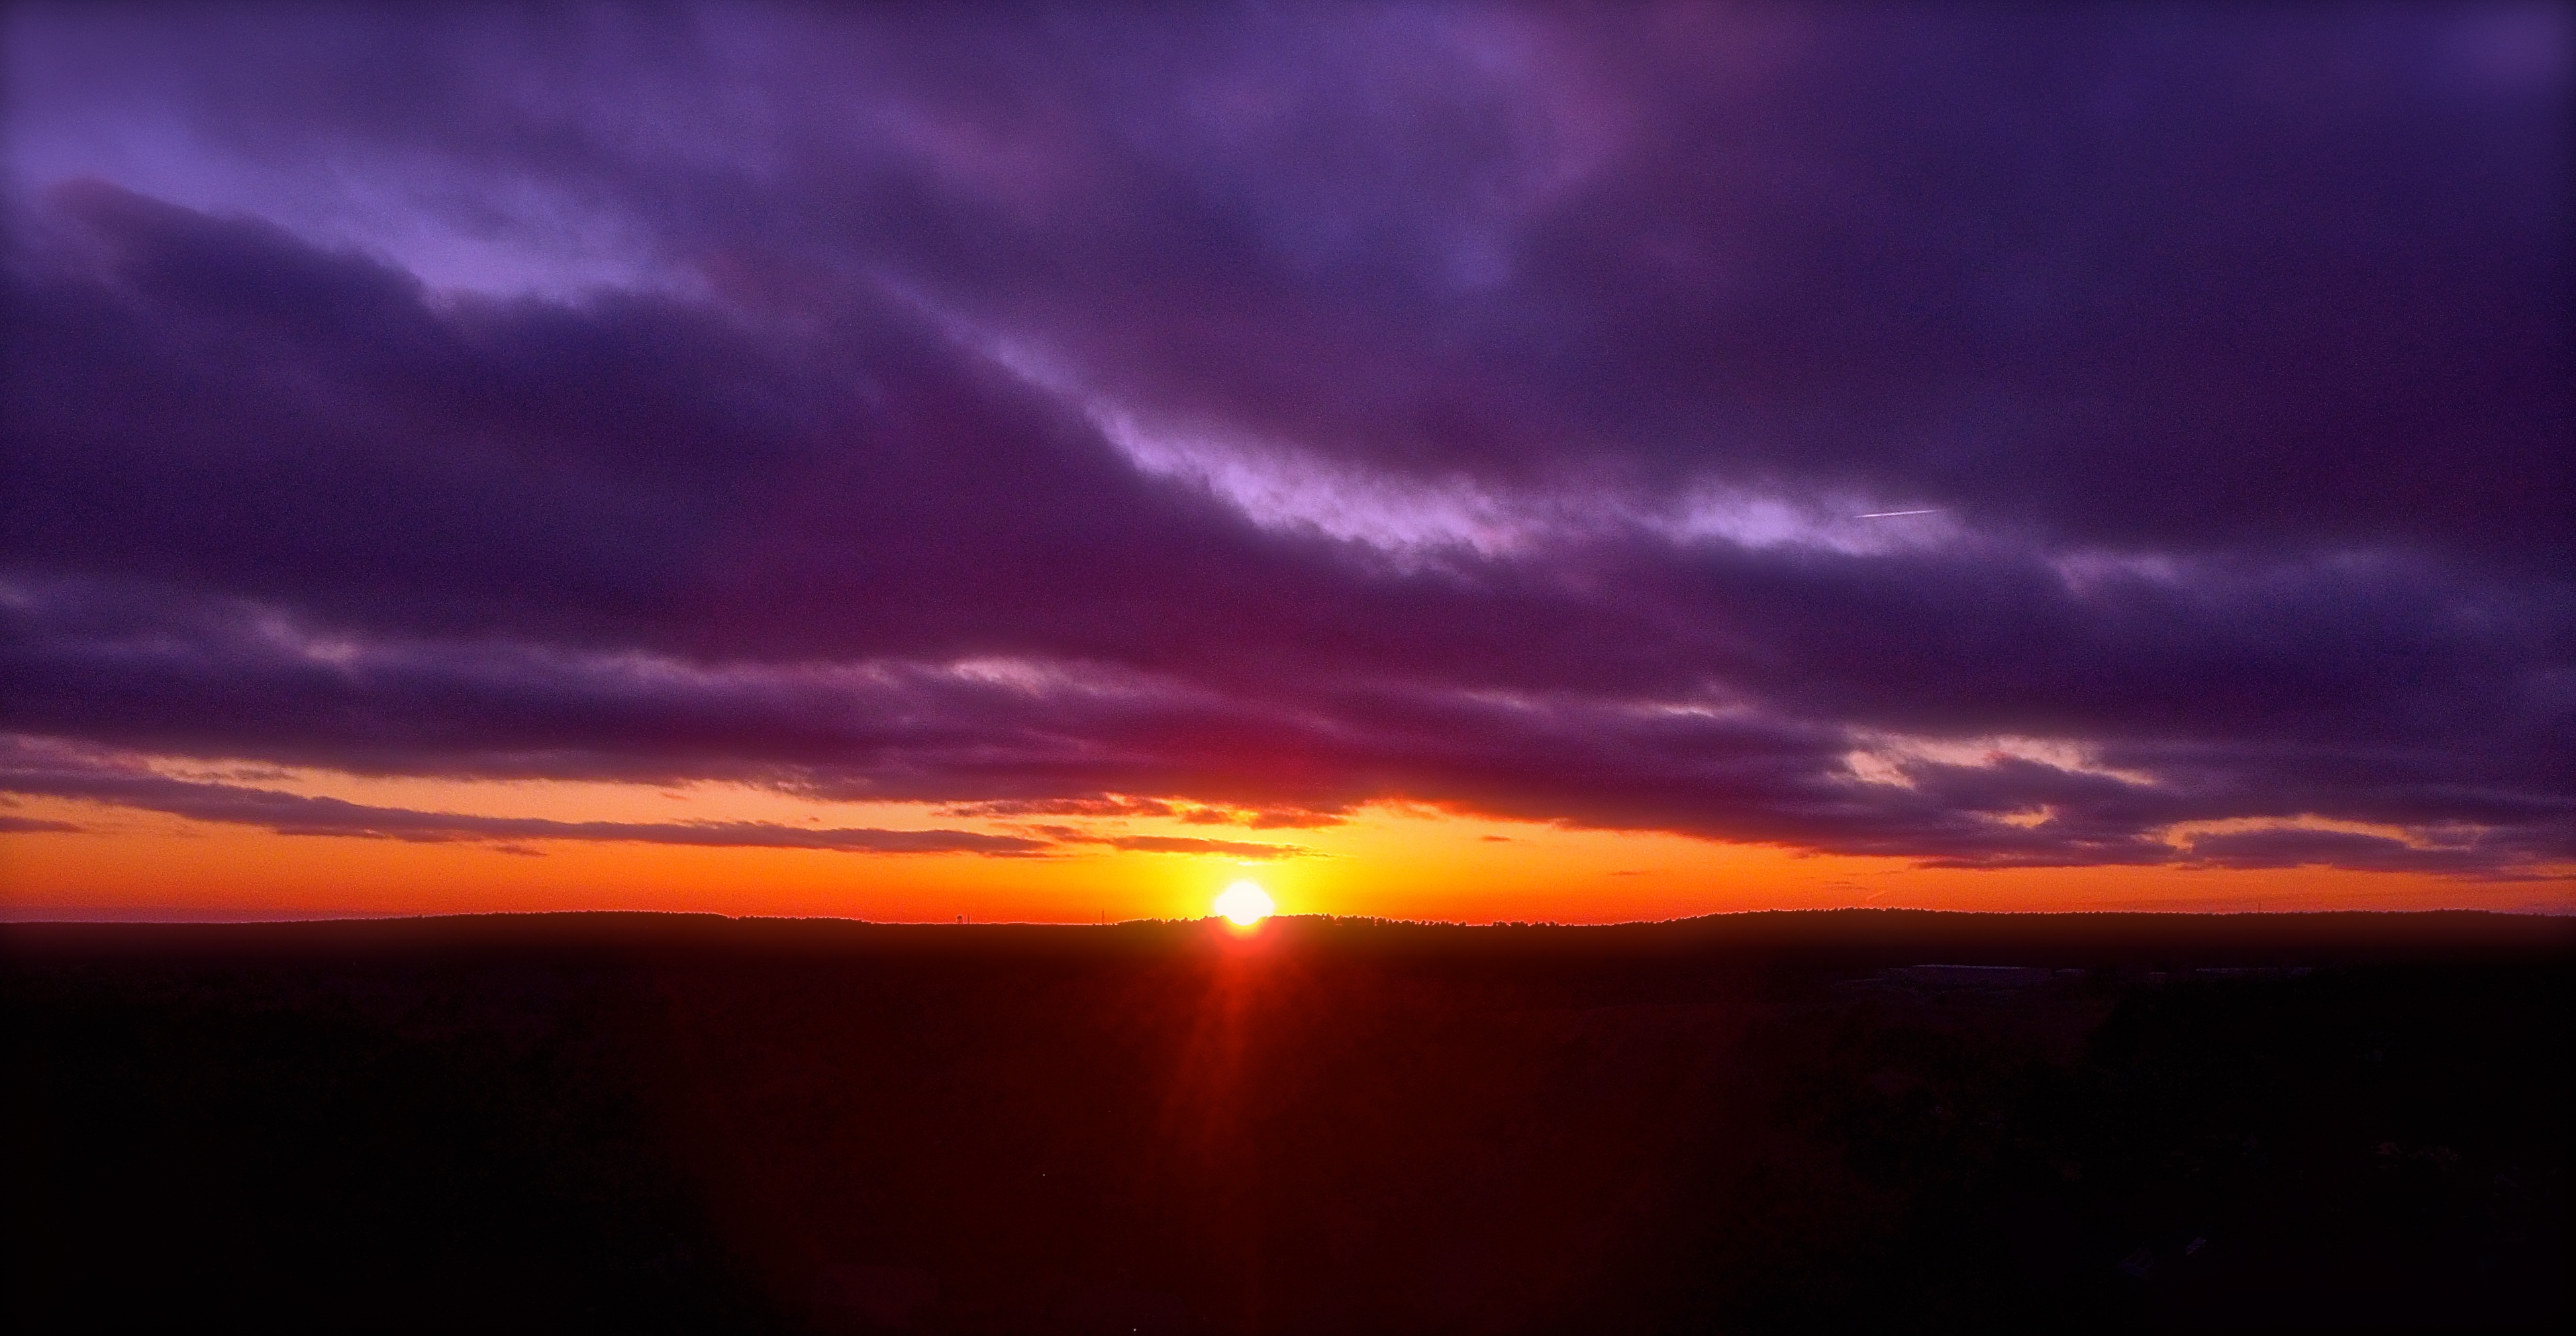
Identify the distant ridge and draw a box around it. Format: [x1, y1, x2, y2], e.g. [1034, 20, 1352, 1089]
[7, 906, 2567, 970]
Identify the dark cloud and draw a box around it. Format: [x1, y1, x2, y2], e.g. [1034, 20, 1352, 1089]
[1, 4, 2569, 883]
[1099, 835, 1311, 861]
[1179, 806, 1349, 830]
[2180, 827, 2549, 881]
[941, 797, 1182, 820]
[0, 740, 1043, 856]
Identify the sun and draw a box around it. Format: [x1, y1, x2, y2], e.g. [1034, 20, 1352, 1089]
[1213, 880, 1275, 926]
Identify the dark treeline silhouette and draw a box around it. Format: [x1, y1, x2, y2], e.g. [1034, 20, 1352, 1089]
[5, 910, 2567, 1332]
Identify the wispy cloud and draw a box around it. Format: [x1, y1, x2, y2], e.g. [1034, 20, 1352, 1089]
[0, 743, 1044, 856]
[1098, 835, 1313, 861]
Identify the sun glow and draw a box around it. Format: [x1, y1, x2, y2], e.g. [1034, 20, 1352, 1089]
[1214, 880, 1275, 926]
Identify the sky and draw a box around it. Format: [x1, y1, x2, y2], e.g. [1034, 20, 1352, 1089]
[3, 1, 2570, 922]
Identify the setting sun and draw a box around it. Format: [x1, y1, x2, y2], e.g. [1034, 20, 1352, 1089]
[1213, 881, 1275, 926]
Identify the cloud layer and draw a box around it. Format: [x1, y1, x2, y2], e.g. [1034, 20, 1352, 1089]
[3, 3, 2569, 879]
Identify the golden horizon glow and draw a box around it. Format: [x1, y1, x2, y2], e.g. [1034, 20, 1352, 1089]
[1, 760, 2571, 923]
[1214, 881, 1275, 926]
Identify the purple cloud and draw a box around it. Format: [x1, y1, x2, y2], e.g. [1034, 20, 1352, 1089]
[1, 4, 2568, 882]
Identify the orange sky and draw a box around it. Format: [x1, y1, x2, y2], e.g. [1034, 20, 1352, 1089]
[6, 764, 2568, 922]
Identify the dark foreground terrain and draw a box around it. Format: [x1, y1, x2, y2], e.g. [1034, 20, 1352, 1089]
[5, 910, 2567, 1333]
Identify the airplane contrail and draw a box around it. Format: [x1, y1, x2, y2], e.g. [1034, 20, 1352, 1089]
[1856, 508, 1943, 518]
